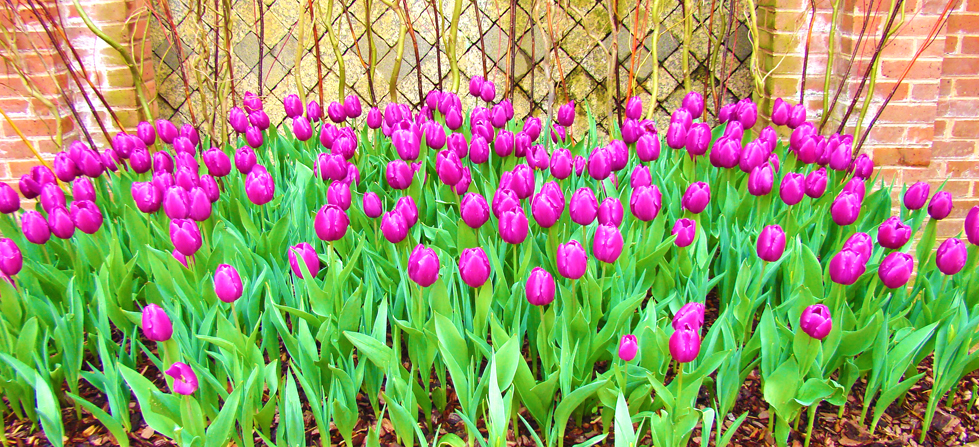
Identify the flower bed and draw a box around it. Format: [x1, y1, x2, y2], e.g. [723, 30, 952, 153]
[0, 83, 978, 447]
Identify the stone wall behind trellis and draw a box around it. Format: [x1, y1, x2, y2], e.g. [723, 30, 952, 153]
[150, 0, 754, 139]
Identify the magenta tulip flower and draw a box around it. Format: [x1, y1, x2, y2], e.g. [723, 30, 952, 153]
[830, 192, 862, 226]
[842, 232, 873, 264]
[757, 225, 786, 262]
[936, 238, 967, 275]
[458, 247, 491, 288]
[779, 172, 806, 205]
[395, 196, 419, 228]
[800, 304, 832, 340]
[805, 168, 828, 198]
[569, 188, 598, 226]
[315, 204, 349, 241]
[213, 264, 243, 303]
[904, 182, 930, 210]
[70, 200, 103, 234]
[170, 219, 202, 257]
[630, 185, 662, 221]
[557, 240, 588, 279]
[288, 242, 320, 278]
[499, 208, 530, 244]
[48, 207, 75, 239]
[747, 164, 774, 196]
[245, 166, 275, 205]
[593, 224, 624, 263]
[829, 249, 866, 285]
[672, 302, 705, 331]
[877, 216, 911, 249]
[141, 303, 173, 342]
[636, 133, 661, 162]
[557, 100, 575, 127]
[165, 362, 199, 395]
[966, 206, 979, 245]
[0, 183, 20, 214]
[408, 244, 440, 287]
[672, 218, 696, 247]
[526, 267, 556, 306]
[598, 197, 624, 227]
[669, 323, 701, 363]
[0, 239, 22, 277]
[928, 191, 953, 220]
[878, 252, 914, 289]
[681, 182, 710, 214]
[618, 335, 639, 361]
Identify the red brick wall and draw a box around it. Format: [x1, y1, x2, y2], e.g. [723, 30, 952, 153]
[761, 0, 977, 236]
[0, 0, 154, 192]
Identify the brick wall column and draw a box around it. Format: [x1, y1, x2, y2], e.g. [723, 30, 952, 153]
[0, 0, 154, 189]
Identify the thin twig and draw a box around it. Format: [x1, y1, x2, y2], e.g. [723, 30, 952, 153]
[157, 0, 198, 123]
[819, 0, 880, 132]
[312, 0, 324, 105]
[401, 0, 424, 105]
[800, 0, 817, 105]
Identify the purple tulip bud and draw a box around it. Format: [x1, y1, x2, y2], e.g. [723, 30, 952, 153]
[228, 107, 249, 133]
[423, 121, 446, 150]
[39, 183, 66, 212]
[284, 94, 304, 118]
[306, 100, 322, 122]
[718, 103, 736, 123]
[408, 244, 440, 287]
[526, 267, 556, 306]
[672, 108, 693, 130]
[788, 103, 807, 129]
[799, 304, 832, 340]
[706, 136, 738, 169]
[129, 147, 152, 174]
[425, 90, 442, 111]
[843, 232, 873, 264]
[755, 224, 786, 262]
[288, 242, 320, 278]
[739, 140, 768, 173]
[379, 211, 408, 243]
[249, 110, 271, 130]
[557, 240, 587, 279]
[70, 200, 103, 234]
[458, 247, 491, 288]
[594, 198, 622, 228]
[587, 146, 612, 181]
[672, 218, 697, 247]
[928, 191, 953, 220]
[0, 183, 17, 214]
[828, 139, 853, 172]
[137, 121, 156, 145]
[779, 172, 806, 206]
[170, 219, 202, 256]
[966, 206, 979, 246]
[245, 165, 275, 205]
[357, 193, 381, 219]
[72, 147, 104, 178]
[903, 182, 930, 210]
[593, 224, 624, 263]
[607, 140, 629, 172]
[393, 129, 421, 161]
[243, 91, 263, 112]
[631, 165, 652, 189]
[469, 76, 484, 97]
[554, 100, 574, 127]
[245, 126, 263, 148]
[366, 107, 382, 129]
[543, 148, 571, 180]
[385, 160, 413, 190]
[829, 248, 866, 285]
[200, 175, 220, 203]
[175, 165, 200, 191]
[213, 264, 243, 303]
[156, 119, 178, 144]
[672, 302, 705, 330]
[875, 216, 910, 249]
[392, 196, 417, 229]
[625, 96, 643, 120]
[748, 164, 774, 196]
[452, 193, 488, 230]
[830, 192, 862, 226]
[435, 150, 463, 186]
[568, 187, 598, 226]
[53, 152, 78, 182]
[514, 132, 533, 158]
[314, 204, 349, 242]
[936, 238, 967, 275]
[292, 116, 313, 141]
[621, 119, 642, 144]
[666, 122, 688, 150]
[878, 252, 914, 289]
[790, 122, 815, 151]
[551, 124, 567, 144]
[21, 210, 50, 244]
[490, 104, 508, 129]
[736, 100, 758, 129]
[462, 134, 486, 165]
[684, 123, 711, 157]
[670, 323, 701, 363]
[163, 186, 189, 219]
[327, 181, 352, 211]
[531, 190, 562, 229]
[771, 98, 790, 126]
[682, 182, 710, 214]
[630, 185, 662, 221]
[232, 146, 256, 175]
[0, 238, 22, 277]
[618, 334, 639, 361]
[494, 130, 514, 157]
[805, 168, 828, 198]
[141, 303, 173, 342]
[679, 92, 702, 118]
[574, 156, 586, 176]
[131, 182, 162, 213]
[851, 154, 874, 179]
[480, 81, 496, 102]
[499, 208, 529, 244]
[842, 178, 866, 203]
[152, 172, 175, 193]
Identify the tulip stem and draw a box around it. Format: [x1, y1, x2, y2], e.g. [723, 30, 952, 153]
[804, 403, 818, 447]
[675, 362, 684, 418]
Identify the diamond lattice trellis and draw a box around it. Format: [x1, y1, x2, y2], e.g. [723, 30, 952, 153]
[151, 0, 754, 138]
